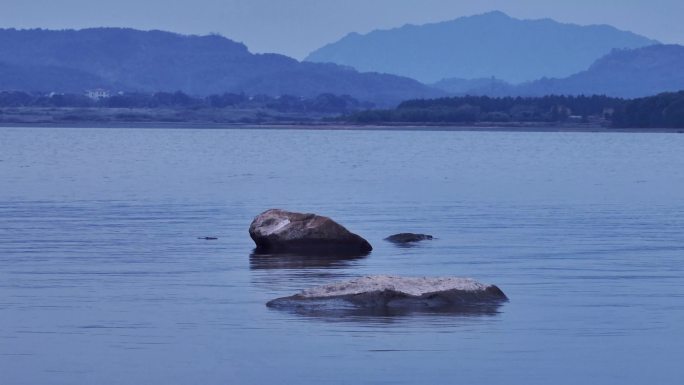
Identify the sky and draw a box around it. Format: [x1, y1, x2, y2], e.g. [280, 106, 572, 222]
[4, 0, 684, 59]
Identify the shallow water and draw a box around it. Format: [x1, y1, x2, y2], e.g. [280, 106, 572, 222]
[1, 127, 683, 384]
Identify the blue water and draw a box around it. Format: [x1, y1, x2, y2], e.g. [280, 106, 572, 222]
[1, 127, 683, 385]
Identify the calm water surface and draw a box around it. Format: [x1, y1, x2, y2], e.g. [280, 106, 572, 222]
[1, 127, 683, 384]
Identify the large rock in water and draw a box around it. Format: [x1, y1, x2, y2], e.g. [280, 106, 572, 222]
[267, 276, 508, 317]
[249, 209, 372, 255]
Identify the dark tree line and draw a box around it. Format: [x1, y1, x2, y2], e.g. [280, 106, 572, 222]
[348, 95, 622, 124]
[3, 90, 684, 128]
[0, 91, 371, 114]
[346, 93, 684, 128]
[612, 91, 684, 128]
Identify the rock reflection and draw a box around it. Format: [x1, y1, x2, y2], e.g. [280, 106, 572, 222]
[249, 250, 368, 270]
[249, 250, 369, 291]
[267, 298, 506, 322]
[387, 242, 422, 249]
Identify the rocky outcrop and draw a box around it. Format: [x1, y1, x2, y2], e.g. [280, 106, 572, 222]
[267, 275, 507, 316]
[385, 233, 433, 243]
[249, 209, 372, 255]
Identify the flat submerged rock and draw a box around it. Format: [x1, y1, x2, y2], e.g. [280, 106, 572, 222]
[299, 276, 495, 297]
[267, 275, 508, 317]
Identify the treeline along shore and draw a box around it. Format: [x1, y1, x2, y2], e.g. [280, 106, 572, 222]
[346, 92, 684, 129]
[1, 90, 683, 129]
[0, 91, 370, 125]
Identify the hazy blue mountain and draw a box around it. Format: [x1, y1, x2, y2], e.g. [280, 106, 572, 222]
[430, 45, 684, 99]
[431, 77, 514, 95]
[0, 28, 440, 105]
[306, 11, 658, 84]
[0, 62, 112, 92]
[516, 45, 684, 98]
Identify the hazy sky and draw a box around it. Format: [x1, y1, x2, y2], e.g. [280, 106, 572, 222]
[4, 0, 684, 59]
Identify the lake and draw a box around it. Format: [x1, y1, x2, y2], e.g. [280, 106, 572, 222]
[1, 127, 683, 385]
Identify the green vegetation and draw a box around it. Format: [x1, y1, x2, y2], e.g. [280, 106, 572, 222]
[347, 95, 620, 124]
[0, 91, 373, 125]
[0, 91, 370, 114]
[612, 91, 684, 128]
[347, 93, 684, 128]
[3, 90, 684, 129]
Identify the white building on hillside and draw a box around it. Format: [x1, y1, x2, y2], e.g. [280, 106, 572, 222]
[85, 89, 111, 100]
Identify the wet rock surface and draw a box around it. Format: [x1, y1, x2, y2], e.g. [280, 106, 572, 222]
[267, 276, 508, 316]
[249, 209, 372, 255]
[385, 233, 433, 243]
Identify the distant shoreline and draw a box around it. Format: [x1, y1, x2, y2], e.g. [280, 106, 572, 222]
[1, 121, 683, 133]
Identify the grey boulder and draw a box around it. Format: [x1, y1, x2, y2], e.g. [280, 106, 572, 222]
[267, 275, 507, 316]
[249, 209, 372, 255]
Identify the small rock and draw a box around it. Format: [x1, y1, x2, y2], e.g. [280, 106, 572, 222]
[385, 233, 433, 243]
[249, 209, 372, 255]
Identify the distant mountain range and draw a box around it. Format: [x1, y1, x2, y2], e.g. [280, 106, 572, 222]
[0, 28, 440, 106]
[306, 11, 658, 84]
[519, 44, 684, 98]
[1, 18, 684, 106]
[433, 45, 684, 99]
